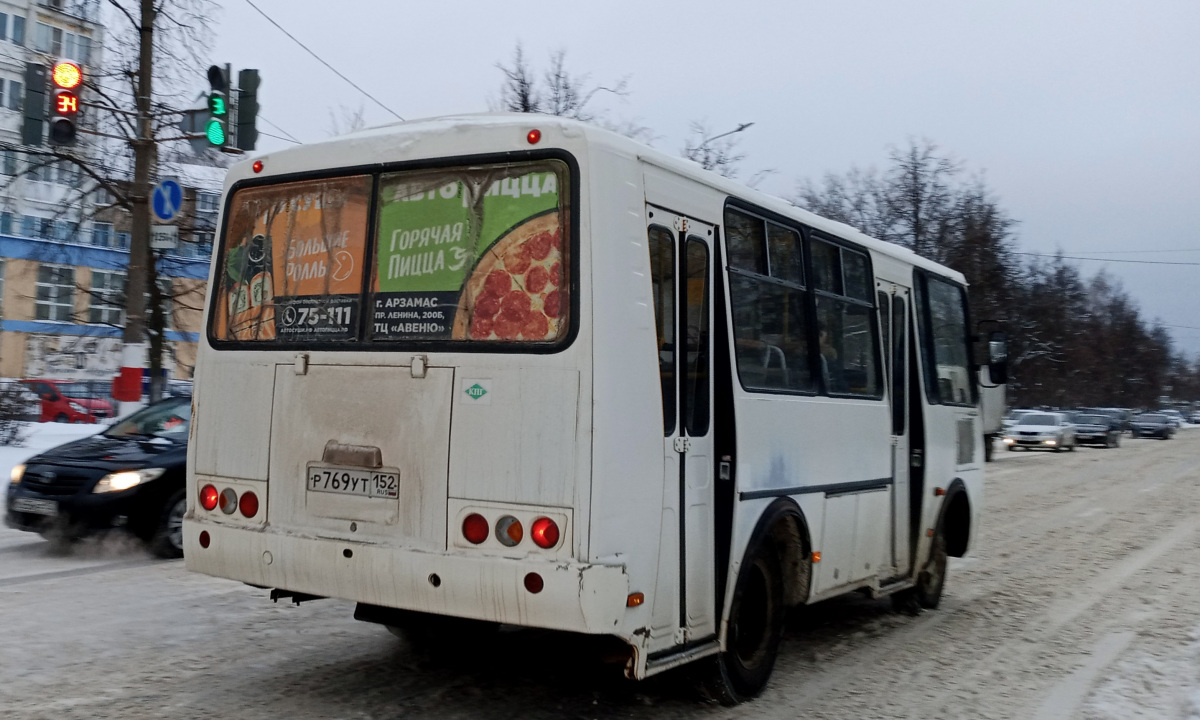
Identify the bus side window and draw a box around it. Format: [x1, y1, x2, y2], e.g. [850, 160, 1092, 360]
[921, 275, 975, 406]
[725, 208, 814, 394]
[812, 240, 881, 397]
[648, 226, 676, 436]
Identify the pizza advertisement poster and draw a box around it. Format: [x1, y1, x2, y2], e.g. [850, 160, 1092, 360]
[214, 176, 371, 342]
[372, 160, 568, 342]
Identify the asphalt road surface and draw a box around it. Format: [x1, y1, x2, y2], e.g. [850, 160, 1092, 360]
[2, 431, 1198, 719]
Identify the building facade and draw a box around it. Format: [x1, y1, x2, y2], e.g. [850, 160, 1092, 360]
[0, 1, 224, 382]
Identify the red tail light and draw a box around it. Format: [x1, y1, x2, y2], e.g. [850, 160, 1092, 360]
[524, 572, 544, 593]
[462, 513, 489, 544]
[530, 517, 560, 549]
[200, 484, 219, 511]
[199, 530, 210, 548]
[239, 491, 259, 518]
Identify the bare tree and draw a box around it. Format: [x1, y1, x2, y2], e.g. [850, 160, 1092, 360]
[327, 104, 367, 137]
[681, 121, 752, 178]
[0, 0, 225, 402]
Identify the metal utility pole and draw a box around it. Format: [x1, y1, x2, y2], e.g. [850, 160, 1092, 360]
[116, 0, 157, 412]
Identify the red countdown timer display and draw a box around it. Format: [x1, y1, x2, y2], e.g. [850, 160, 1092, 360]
[55, 92, 78, 114]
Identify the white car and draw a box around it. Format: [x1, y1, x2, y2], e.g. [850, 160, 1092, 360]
[1003, 411, 1077, 452]
[1161, 409, 1184, 429]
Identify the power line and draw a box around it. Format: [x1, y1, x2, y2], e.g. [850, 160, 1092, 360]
[260, 116, 301, 144]
[1012, 252, 1200, 266]
[1060, 247, 1200, 255]
[242, 0, 404, 122]
[259, 131, 300, 145]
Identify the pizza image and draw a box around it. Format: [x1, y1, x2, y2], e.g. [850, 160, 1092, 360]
[452, 213, 566, 341]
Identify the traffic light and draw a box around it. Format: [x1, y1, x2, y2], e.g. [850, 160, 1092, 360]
[236, 69, 260, 151]
[49, 61, 81, 145]
[22, 63, 47, 146]
[206, 64, 229, 147]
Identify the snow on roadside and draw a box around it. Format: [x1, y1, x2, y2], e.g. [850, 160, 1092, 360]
[1, 422, 104, 495]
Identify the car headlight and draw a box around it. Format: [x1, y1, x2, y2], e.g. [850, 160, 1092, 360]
[68, 401, 86, 412]
[10, 464, 26, 485]
[93, 468, 166, 493]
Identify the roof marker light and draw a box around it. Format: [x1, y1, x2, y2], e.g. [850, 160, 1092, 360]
[252, 160, 264, 173]
[527, 129, 541, 145]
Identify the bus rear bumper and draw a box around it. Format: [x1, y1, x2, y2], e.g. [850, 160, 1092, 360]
[183, 521, 629, 635]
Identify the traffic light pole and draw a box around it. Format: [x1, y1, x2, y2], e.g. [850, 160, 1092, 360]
[116, 0, 157, 411]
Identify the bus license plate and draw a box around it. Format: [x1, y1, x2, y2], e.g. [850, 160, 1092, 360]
[12, 497, 58, 516]
[307, 465, 399, 499]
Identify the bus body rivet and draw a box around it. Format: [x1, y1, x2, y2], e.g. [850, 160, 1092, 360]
[263, 551, 273, 565]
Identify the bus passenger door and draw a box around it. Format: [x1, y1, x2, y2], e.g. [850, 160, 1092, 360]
[647, 207, 717, 644]
[878, 282, 913, 576]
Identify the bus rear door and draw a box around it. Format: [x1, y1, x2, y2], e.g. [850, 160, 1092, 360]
[646, 207, 717, 645]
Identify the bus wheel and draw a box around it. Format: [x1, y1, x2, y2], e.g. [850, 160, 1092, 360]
[699, 542, 785, 705]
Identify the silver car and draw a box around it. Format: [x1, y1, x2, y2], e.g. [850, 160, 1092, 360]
[1003, 412, 1077, 452]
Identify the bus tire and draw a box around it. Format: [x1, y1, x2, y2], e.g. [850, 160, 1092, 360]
[699, 541, 785, 705]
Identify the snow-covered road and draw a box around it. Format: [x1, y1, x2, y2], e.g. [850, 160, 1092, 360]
[2, 426, 1199, 718]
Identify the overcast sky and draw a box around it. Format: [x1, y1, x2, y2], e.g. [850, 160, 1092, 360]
[209, 0, 1200, 356]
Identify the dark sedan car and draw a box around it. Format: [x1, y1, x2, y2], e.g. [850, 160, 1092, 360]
[1130, 413, 1174, 440]
[6, 397, 190, 558]
[1073, 414, 1121, 448]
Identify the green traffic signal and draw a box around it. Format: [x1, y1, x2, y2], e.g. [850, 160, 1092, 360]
[208, 94, 227, 116]
[206, 118, 226, 145]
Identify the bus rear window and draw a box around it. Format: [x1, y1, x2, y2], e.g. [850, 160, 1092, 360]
[210, 160, 570, 346]
[370, 161, 568, 343]
[213, 176, 372, 342]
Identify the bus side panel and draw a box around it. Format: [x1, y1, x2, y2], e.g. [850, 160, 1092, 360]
[584, 147, 666, 642]
[731, 398, 891, 597]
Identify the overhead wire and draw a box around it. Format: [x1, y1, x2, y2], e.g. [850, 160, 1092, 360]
[259, 116, 301, 144]
[1012, 252, 1200, 266]
[242, 0, 404, 122]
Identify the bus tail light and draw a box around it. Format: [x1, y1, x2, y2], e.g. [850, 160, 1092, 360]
[530, 517, 559, 549]
[219, 488, 238, 514]
[462, 513, 489, 544]
[523, 572, 544, 593]
[495, 515, 523, 546]
[200, 484, 219, 511]
[239, 490, 260, 518]
[199, 530, 210, 548]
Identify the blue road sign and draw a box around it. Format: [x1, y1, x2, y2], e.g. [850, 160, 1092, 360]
[152, 180, 183, 221]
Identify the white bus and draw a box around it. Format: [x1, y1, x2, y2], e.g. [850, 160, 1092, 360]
[185, 114, 1006, 703]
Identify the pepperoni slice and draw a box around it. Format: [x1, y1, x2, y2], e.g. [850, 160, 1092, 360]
[493, 313, 522, 340]
[470, 316, 494, 339]
[504, 245, 532, 275]
[521, 312, 549, 340]
[484, 270, 512, 295]
[500, 290, 531, 320]
[525, 265, 550, 294]
[474, 291, 501, 319]
[528, 231, 554, 261]
[543, 290, 561, 318]
[549, 261, 561, 285]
